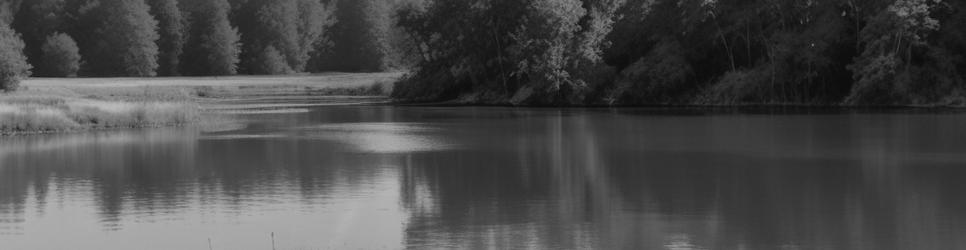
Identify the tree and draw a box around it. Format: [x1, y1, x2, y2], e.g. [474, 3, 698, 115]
[235, 0, 297, 74]
[0, 0, 22, 24]
[12, 0, 66, 70]
[392, 0, 627, 104]
[0, 22, 30, 91]
[251, 45, 290, 74]
[392, 0, 529, 101]
[181, 0, 241, 75]
[295, 0, 335, 71]
[149, 0, 186, 76]
[39, 32, 80, 77]
[510, 0, 586, 103]
[233, 0, 334, 74]
[85, 0, 159, 76]
[847, 0, 950, 104]
[319, 0, 393, 72]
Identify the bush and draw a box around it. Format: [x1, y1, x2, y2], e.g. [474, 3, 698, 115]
[40, 33, 81, 77]
[699, 68, 772, 105]
[0, 23, 31, 92]
[609, 40, 692, 104]
[251, 46, 293, 75]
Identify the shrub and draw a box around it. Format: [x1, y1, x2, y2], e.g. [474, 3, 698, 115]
[699, 68, 772, 105]
[251, 46, 293, 75]
[0, 23, 31, 92]
[610, 40, 692, 104]
[40, 33, 81, 77]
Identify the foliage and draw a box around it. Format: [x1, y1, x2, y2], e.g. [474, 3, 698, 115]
[149, 0, 186, 76]
[12, 0, 65, 69]
[251, 45, 292, 74]
[393, 0, 627, 105]
[317, 0, 394, 72]
[235, 0, 335, 74]
[608, 40, 692, 104]
[81, 0, 159, 76]
[0, 0, 21, 24]
[698, 68, 772, 105]
[1, 0, 964, 106]
[0, 96, 200, 133]
[0, 22, 30, 92]
[181, 0, 241, 75]
[39, 32, 80, 77]
[295, 0, 336, 71]
[847, 0, 959, 105]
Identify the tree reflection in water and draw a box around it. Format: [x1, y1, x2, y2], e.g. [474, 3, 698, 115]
[1, 107, 966, 249]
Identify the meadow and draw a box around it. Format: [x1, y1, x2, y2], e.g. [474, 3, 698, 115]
[0, 72, 402, 135]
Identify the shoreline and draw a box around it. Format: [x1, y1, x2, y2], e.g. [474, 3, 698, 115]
[393, 99, 966, 109]
[5, 71, 963, 136]
[0, 73, 402, 136]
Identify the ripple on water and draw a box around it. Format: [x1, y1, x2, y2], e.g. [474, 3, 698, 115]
[298, 122, 455, 153]
[199, 134, 288, 140]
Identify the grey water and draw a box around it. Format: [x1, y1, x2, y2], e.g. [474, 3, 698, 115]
[2, 106, 966, 250]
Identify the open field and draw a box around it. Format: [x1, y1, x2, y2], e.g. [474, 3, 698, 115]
[1, 72, 404, 135]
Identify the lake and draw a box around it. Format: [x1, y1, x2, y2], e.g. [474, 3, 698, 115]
[2, 106, 966, 249]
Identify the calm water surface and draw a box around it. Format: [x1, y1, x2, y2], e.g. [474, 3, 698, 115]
[2, 106, 966, 249]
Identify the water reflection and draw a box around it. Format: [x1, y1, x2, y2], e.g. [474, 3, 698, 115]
[1, 106, 966, 249]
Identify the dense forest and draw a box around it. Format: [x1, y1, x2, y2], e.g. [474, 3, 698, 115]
[0, 0, 412, 91]
[0, 0, 964, 106]
[392, 0, 966, 106]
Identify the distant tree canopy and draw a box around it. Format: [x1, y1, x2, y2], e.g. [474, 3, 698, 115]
[39, 32, 79, 77]
[0, 21, 30, 91]
[392, 0, 966, 106]
[311, 0, 423, 72]
[84, 0, 159, 76]
[149, 0, 186, 76]
[180, 0, 241, 76]
[1, 0, 963, 106]
[0, 0, 22, 24]
[12, 0, 64, 70]
[233, 0, 335, 74]
[313, 0, 391, 72]
[2, 0, 344, 79]
[0, 0, 405, 80]
[392, 0, 627, 104]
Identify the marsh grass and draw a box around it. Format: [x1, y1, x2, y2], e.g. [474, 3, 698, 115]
[0, 94, 200, 134]
[1, 73, 402, 135]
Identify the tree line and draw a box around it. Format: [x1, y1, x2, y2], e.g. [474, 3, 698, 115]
[391, 0, 966, 106]
[1, 0, 963, 106]
[0, 0, 414, 91]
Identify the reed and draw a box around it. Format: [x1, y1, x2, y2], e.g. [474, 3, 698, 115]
[0, 95, 200, 134]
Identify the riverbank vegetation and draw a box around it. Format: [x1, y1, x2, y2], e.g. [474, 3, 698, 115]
[0, 73, 399, 135]
[0, 0, 411, 133]
[392, 0, 966, 106]
[0, 94, 199, 135]
[0, 0, 962, 108]
[0, 0, 416, 89]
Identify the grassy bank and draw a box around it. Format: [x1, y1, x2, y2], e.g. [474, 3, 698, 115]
[0, 93, 200, 135]
[1, 72, 402, 135]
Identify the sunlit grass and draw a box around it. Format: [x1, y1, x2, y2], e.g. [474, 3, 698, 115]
[1, 73, 402, 135]
[0, 94, 200, 134]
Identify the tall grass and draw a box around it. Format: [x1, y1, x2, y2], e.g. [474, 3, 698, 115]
[0, 95, 200, 134]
